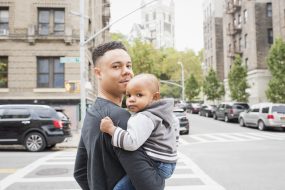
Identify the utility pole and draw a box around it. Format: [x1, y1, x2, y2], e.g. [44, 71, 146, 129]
[177, 61, 185, 101]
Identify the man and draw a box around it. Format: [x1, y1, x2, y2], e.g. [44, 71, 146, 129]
[74, 41, 165, 190]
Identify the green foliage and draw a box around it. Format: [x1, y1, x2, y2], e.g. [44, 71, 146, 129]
[109, 33, 203, 99]
[160, 84, 180, 99]
[185, 74, 200, 101]
[266, 38, 285, 103]
[228, 55, 250, 102]
[203, 68, 224, 101]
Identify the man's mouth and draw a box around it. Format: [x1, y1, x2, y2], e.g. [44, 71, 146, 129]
[119, 79, 130, 84]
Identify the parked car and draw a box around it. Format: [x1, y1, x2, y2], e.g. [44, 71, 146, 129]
[213, 102, 249, 122]
[175, 101, 192, 112]
[54, 107, 72, 138]
[199, 104, 217, 117]
[173, 108, 189, 135]
[239, 103, 285, 131]
[0, 104, 70, 152]
[189, 103, 202, 114]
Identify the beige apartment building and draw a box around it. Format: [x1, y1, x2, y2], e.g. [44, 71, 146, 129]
[0, 0, 110, 129]
[223, 0, 273, 104]
[203, 0, 224, 81]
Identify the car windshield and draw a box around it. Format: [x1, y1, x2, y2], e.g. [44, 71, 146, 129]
[173, 111, 185, 117]
[272, 106, 285, 114]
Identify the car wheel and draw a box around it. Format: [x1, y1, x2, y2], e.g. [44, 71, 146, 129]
[258, 121, 266, 131]
[224, 115, 229, 122]
[239, 118, 245, 127]
[206, 112, 209, 117]
[24, 132, 46, 152]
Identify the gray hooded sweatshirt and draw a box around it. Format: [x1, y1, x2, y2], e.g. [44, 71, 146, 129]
[112, 99, 179, 163]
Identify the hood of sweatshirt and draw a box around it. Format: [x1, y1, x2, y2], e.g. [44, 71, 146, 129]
[141, 98, 175, 128]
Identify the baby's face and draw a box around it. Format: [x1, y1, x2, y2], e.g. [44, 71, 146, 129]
[125, 80, 156, 112]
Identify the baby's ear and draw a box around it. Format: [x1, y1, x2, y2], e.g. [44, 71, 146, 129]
[153, 92, 160, 100]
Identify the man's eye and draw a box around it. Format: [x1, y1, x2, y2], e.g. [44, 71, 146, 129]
[112, 65, 120, 69]
[127, 65, 132, 69]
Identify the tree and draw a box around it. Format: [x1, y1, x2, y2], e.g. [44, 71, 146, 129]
[203, 68, 224, 102]
[228, 55, 250, 102]
[185, 74, 200, 101]
[266, 38, 285, 103]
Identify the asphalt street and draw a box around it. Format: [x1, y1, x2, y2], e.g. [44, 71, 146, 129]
[1, 113, 285, 190]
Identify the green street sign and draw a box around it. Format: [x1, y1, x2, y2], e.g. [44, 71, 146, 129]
[60, 57, 80, 64]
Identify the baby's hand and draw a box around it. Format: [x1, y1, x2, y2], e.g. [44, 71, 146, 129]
[100, 117, 116, 135]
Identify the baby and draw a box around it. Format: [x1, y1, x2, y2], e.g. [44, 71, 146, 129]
[100, 73, 179, 190]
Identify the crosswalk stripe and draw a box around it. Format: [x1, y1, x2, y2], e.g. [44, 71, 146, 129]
[201, 134, 228, 141]
[231, 133, 263, 140]
[247, 132, 284, 140]
[165, 185, 226, 190]
[191, 136, 211, 143]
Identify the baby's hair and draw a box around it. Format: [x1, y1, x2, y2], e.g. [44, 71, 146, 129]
[131, 73, 160, 93]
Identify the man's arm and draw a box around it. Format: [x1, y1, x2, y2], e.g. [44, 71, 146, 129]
[115, 147, 165, 190]
[74, 136, 90, 190]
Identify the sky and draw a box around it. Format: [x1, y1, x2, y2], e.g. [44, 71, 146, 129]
[110, 0, 204, 53]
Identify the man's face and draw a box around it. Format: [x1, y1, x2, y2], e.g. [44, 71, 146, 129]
[125, 80, 156, 113]
[95, 49, 134, 97]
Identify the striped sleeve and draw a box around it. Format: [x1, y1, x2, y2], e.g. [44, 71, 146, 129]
[112, 113, 155, 151]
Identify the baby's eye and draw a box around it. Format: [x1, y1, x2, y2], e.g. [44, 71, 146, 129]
[126, 94, 131, 98]
[136, 93, 143, 97]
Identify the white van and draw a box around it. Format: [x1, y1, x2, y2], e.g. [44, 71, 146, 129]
[239, 103, 285, 131]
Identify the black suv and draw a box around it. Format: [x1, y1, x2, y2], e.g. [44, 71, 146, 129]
[213, 102, 249, 122]
[0, 104, 70, 152]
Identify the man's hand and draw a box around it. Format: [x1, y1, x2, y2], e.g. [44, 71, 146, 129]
[100, 117, 117, 136]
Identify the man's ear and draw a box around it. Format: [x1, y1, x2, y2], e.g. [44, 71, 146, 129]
[153, 92, 160, 101]
[94, 67, 102, 80]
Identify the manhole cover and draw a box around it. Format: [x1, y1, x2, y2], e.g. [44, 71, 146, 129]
[36, 168, 68, 176]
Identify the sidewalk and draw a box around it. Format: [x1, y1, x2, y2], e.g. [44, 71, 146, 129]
[56, 130, 81, 149]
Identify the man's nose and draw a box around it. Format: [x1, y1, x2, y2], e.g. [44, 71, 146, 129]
[122, 65, 132, 75]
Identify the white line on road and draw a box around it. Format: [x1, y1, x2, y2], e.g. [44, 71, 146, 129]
[0, 152, 62, 190]
[42, 162, 74, 165]
[175, 152, 225, 190]
[17, 177, 74, 183]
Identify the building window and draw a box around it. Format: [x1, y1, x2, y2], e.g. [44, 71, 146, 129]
[266, 3, 272, 17]
[164, 22, 171, 33]
[153, 12, 156, 20]
[244, 10, 248, 23]
[145, 14, 149, 22]
[244, 34, 248, 48]
[238, 14, 242, 27]
[0, 8, 9, 35]
[168, 15, 171, 22]
[38, 8, 65, 35]
[0, 57, 8, 88]
[239, 37, 242, 51]
[268, 28, 273, 44]
[37, 57, 64, 88]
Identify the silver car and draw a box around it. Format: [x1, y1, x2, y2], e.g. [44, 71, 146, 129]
[239, 103, 285, 131]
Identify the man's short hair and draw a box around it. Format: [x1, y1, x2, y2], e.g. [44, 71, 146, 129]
[92, 41, 127, 66]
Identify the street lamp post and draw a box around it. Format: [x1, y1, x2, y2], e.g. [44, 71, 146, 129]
[177, 61, 185, 101]
[78, 0, 158, 127]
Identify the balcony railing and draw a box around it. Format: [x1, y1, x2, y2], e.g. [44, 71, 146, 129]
[226, 25, 242, 36]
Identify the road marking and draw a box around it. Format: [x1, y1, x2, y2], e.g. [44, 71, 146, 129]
[179, 138, 190, 145]
[0, 152, 62, 190]
[0, 169, 17, 174]
[17, 177, 74, 183]
[42, 162, 74, 165]
[181, 132, 285, 145]
[165, 152, 225, 190]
